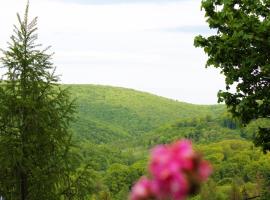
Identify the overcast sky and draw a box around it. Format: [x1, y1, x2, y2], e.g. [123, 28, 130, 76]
[0, 0, 225, 104]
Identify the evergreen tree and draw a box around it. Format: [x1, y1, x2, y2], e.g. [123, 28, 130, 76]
[0, 3, 75, 199]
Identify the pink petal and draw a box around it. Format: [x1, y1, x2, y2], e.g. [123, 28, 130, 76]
[198, 160, 212, 181]
[130, 177, 153, 200]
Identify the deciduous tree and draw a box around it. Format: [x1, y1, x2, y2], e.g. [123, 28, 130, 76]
[194, 0, 270, 152]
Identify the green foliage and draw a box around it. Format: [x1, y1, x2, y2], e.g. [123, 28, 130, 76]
[0, 5, 86, 200]
[104, 163, 139, 199]
[72, 117, 130, 144]
[198, 180, 226, 200]
[136, 114, 243, 147]
[194, 0, 270, 152]
[57, 85, 269, 199]
[68, 84, 225, 137]
[229, 180, 242, 200]
[61, 85, 269, 199]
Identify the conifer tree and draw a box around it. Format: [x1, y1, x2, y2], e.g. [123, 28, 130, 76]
[0, 3, 75, 199]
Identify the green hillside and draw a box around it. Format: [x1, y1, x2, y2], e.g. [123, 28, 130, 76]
[62, 84, 269, 199]
[134, 115, 244, 147]
[67, 84, 225, 142]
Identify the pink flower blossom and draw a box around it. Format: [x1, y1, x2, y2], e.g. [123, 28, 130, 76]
[130, 139, 212, 200]
[149, 140, 195, 180]
[171, 140, 194, 170]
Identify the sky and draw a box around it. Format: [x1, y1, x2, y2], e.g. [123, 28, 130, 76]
[0, 0, 225, 104]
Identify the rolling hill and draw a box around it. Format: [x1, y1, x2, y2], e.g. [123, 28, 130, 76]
[67, 84, 225, 142]
[62, 84, 270, 200]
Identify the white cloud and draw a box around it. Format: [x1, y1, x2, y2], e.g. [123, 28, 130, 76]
[0, 0, 225, 104]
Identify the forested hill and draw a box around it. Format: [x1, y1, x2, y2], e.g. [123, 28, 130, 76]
[62, 84, 270, 200]
[66, 84, 225, 142]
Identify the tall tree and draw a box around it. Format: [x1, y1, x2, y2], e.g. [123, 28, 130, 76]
[194, 0, 270, 152]
[0, 3, 75, 199]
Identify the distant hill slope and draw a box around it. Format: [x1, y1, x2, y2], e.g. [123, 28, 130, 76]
[66, 84, 225, 142]
[135, 115, 243, 147]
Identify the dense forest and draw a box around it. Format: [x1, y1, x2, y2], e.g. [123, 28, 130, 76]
[66, 84, 270, 200]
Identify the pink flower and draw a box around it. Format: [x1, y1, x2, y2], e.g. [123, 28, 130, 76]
[130, 177, 153, 200]
[171, 140, 194, 170]
[149, 145, 172, 179]
[151, 172, 189, 200]
[130, 139, 212, 200]
[171, 140, 194, 159]
[149, 140, 195, 180]
[170, 173, 189, 200]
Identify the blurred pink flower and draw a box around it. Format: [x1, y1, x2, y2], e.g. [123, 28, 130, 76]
[130, 139, 212, 200]
[130, 177, 153, 200]
[171, 140, 194, 170]
[149, 140, 195, 180]
[151, 171, 189, 200]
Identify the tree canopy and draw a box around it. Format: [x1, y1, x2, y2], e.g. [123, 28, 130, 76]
[194, 0, 270, 152]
